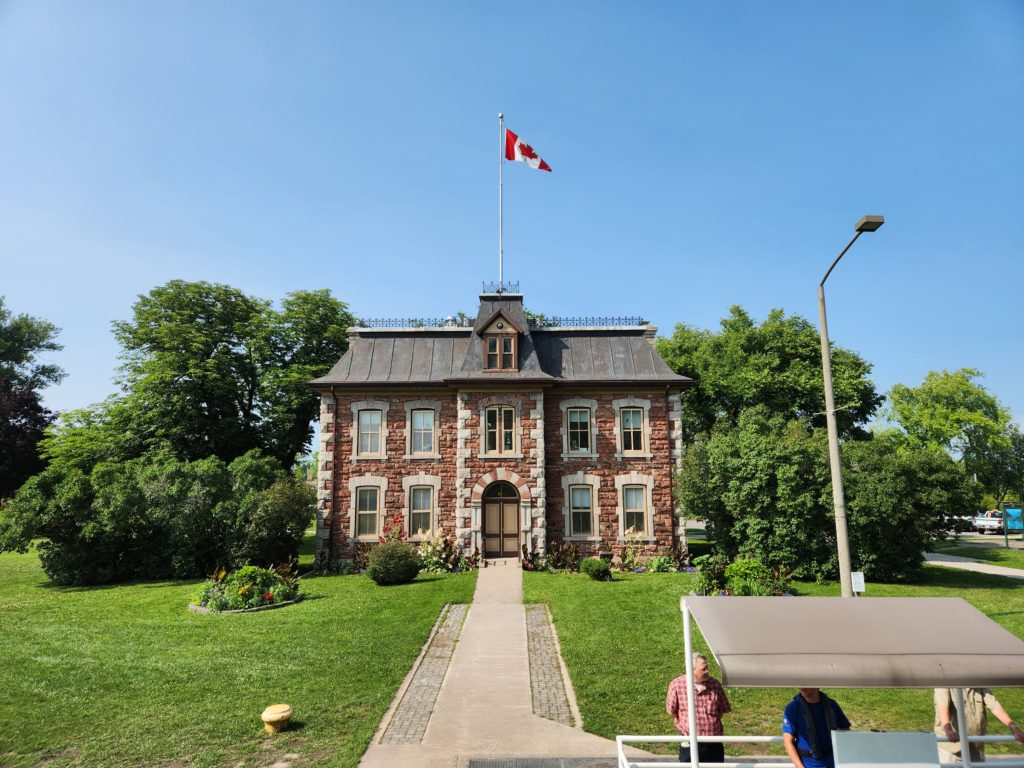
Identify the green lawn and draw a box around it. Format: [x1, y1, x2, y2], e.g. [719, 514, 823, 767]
[931, 540, 1024, 570]
[0, 546, 476, 768]
[524, 566, 1024, 756]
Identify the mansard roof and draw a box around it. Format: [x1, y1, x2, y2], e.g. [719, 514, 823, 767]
[309, 292, 692, 389]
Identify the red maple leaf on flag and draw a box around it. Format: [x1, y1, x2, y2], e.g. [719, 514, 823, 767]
[517, 142, 538, 160]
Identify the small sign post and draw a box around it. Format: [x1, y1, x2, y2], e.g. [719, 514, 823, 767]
[851, 571, 866, 595]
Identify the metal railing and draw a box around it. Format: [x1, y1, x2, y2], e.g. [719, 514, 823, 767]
[615, 733, 1024, 768]
[356, 317, 472, 328]
[355, 315, 648, 329]
[482, 280, 520, 293]
[528, 315, 647, 328]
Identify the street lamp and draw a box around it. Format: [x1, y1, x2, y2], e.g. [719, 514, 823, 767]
[818, 214, 884, 598]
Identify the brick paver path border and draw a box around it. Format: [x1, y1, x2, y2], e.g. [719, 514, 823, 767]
[380, 603, 468, 744]
[525, 604, 574, 726]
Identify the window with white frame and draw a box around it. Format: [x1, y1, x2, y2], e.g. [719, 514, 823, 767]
[411, 409, 434, 455]
[357, 410, 382, 456]
[567, 408, 591, 454]
[612, 398, 652, 459]
[485, 405, 515, 454]
[620, 408, 644, 453]
[569, 485, 593, 537]
[355, 486, 379, 538]
[622, 484, 646, 534]
[409, 486, 433, 537]
[561, 472, 601, 541]
[559, 397, 598, 459]
[351, 400, 390, 460]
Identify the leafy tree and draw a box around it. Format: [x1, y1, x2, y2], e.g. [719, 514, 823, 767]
[844, 430, 979, 581]
[0, 297, 65, 389]
[0, 380, 55, 499]
[657, 306, 881, 439]
[111, 280, 353, 468]
[0, 298, 64, 498]
[676, 409, 976, 581]
[888, 369, 1013, 497]
[0, 448, 313, 585]
[676, 407, 833, 579]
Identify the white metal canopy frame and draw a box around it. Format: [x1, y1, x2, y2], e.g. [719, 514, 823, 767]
[617, 596, 1024, 768]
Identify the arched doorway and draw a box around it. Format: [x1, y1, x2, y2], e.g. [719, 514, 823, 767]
[482, 481, 520, 558]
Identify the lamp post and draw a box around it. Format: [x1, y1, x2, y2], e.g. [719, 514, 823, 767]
[819, 214, 884, 598]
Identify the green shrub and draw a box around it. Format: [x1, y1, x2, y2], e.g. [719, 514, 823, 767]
[724, 557, 788, 596]
[366, 542, 421, 585]
[546, 542, 581, 572]
[193, 564, 298, 611]
[0, 449, 314, 586]
[620, 528, 644, 571]
[580, 557, 611, 581]
[691, 553, 729, 595]
[646, 555, 675, 573]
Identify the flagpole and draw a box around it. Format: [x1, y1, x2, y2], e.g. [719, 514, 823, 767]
[498, 112, 504, 292]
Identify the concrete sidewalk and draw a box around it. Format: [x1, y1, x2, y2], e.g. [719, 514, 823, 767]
[360, 562, 638, 768]
[924, 551, 1024, 580]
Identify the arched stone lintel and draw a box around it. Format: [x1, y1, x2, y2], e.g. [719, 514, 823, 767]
[469, 469, 533, 503]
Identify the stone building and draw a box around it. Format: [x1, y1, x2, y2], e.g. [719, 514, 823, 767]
[310, 290, 692, 563]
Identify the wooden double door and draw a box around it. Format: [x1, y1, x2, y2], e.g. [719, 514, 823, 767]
[483, 500, 519, 558]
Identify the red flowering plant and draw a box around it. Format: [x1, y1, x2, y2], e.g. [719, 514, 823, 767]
[379, 516, 408, 544]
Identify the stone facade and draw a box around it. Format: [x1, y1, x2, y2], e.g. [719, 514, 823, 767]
[310, 292, 692, 563]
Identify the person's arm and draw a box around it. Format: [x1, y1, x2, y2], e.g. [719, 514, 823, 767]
[936, 689, 958, 743]
[986, 697, 1024, 745]
[666, 681, 679, 719]
[834, 701, 852, 731]
[783, 733, 804, 768]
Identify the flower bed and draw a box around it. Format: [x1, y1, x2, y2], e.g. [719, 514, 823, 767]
[188, 595, 303, 614]
[190, 564, 300, 613]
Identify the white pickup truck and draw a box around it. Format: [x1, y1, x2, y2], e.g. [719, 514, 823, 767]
[973, 511, 1003, 534]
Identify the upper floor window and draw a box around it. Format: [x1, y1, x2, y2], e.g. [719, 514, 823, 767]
[567, 408, 591, 454]
[484, 334, 516, 371]
[409, 486, 433, 537]
[623, 485, 646, 534]
[485, 405, 515, 454]
[569, 484, 594, 537]
[411, 409, 434, 455]
[620, 408, 644, 453]
[358, 410, 382, 456]
[356, 486, 379, 538]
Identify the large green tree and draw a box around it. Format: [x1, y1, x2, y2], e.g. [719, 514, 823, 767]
[0, 297, 65, 389]
[676, 409, 977, 581]
[888, 368, 1014, 498]
[0, 298, 65, 499]
[0, 381, 55, 499]
[111, 281, 353, 469]
[657, 306, 881, 439]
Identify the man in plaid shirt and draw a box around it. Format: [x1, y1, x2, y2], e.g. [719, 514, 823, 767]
[666, 652, 732, 764]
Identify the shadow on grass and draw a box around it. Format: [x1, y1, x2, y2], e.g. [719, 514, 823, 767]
[37, 579, 201, 593]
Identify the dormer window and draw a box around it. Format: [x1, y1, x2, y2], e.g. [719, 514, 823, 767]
[485, 334, 516, 370]
[482, 316, 518, 371]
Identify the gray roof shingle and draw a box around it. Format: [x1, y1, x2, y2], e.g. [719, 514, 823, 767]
[310, 294, 692, 389]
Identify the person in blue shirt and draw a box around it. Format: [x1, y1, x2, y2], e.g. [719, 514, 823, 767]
[782, 688, 851, 768]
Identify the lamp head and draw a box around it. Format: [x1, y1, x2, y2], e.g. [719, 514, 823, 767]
[855, 215, 884, 233]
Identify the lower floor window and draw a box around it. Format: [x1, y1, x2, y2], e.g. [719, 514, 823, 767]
[410, 486, 433, 537]
[569, 485, 593, 536]
[623, 485, 646, 534]
[356, 487, 379, 537]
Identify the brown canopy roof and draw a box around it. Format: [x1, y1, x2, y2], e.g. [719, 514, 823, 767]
[684, 596, 1024, 688]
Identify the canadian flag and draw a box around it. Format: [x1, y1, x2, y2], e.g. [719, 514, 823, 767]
[504, 128, 552, 172]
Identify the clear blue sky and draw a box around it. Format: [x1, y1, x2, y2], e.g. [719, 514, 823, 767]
[2, 1, 1022, 425]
